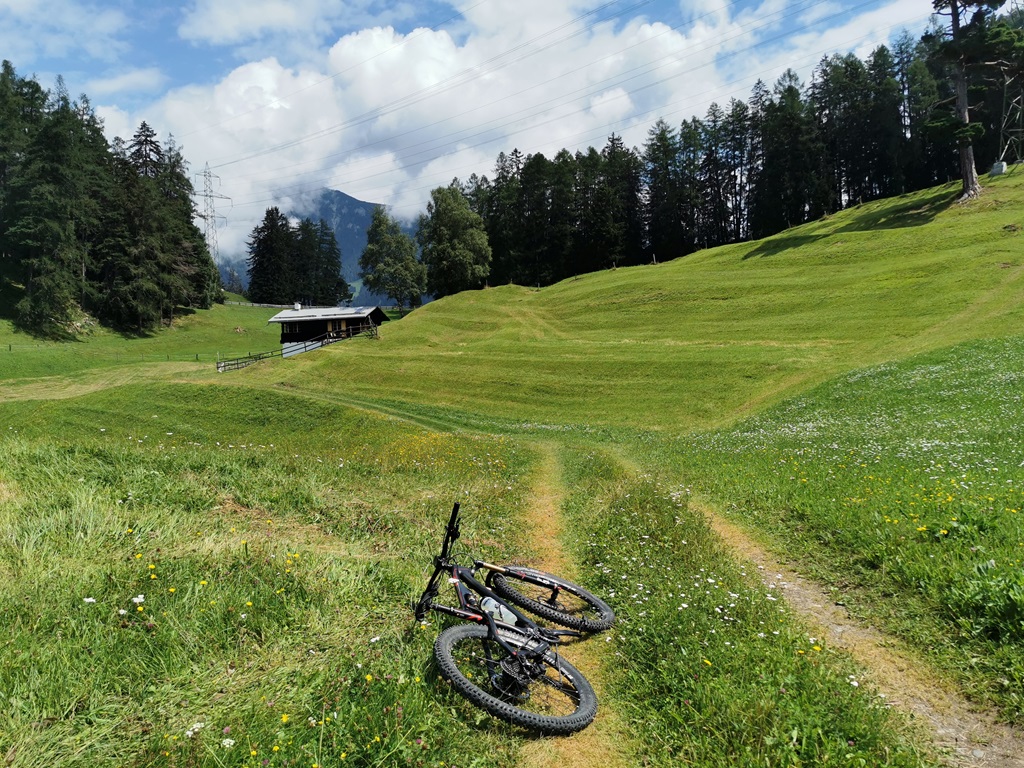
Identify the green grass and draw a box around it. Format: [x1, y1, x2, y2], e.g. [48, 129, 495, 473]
[5, 172, 1024, 764]
[651, 336, 1024, 719]
[0, 302, 280, 381]
[0, 386, 530, 767]
[0, 386, 939, 766]
[557, 454, 929, 766]
[241, 174, 1024, 432]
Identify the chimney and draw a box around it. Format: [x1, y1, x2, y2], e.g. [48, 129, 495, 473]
[293, 302, 301, 310]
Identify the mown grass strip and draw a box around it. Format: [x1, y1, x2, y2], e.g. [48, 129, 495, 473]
[0, 387, 534, 767]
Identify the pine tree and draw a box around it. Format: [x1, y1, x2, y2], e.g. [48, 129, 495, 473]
[601, 134, 644, 266]
[7, 81, 89, 334]
[723, 99, 752, 242]
[485, 151, 523, 285]
[867, 46, 907, 198]
[314, 219, 350, 306]
[546, 149, 578, 281]
[699, 103, 731, 249]
[932, 0, 1004, 199]
[246, 207, 293, 304]
[518, 152, 553, 286]
[128, 121, 163, 179]
[750, 71, 827, 237]
[292, 217, 320, 304]
[0, 62, 47, 269]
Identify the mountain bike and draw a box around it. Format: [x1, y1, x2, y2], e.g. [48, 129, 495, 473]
[413, 502, 614, 734]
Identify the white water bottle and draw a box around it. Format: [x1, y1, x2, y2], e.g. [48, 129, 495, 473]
[481, 597, 516, 623]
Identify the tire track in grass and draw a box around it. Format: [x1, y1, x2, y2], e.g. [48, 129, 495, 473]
[696, 499, 1024, 768]
[515, 441, 632, 768]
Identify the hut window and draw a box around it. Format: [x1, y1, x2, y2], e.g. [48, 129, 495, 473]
[283, 322, 300, 334]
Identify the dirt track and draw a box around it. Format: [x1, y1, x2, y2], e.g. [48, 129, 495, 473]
[515, 443, 632, 768]
[699, 501, 1024, 768]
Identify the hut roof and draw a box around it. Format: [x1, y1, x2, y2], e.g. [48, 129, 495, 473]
[267, 306, 389, 324]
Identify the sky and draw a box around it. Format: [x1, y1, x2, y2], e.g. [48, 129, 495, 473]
[1, 0, 944, 260]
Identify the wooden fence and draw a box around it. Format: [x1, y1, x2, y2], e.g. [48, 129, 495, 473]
[215, 324, 379, 373]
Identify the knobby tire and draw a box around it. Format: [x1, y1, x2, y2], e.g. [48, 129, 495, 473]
[490, 567, 615, 633]
[433, 624, 597, 735]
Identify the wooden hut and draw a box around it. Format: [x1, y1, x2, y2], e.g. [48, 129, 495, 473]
[267, 305, 389, 357]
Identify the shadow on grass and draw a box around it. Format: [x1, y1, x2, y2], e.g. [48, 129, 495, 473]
[835, 186, 956, 233]
[742, 187, 957, 260]
[743, 233, 832, 259]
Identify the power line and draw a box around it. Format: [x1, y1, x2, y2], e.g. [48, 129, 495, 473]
[224, 8, 936, 222]
[222, 4, 933, 213]
[209, 0, 659, 170]
[223, 0, 817, 186]
[179, 0, 492, 140]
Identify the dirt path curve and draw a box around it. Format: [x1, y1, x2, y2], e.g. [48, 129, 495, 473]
[516, 441, 632, 768]
[695, 500, 1024, 768]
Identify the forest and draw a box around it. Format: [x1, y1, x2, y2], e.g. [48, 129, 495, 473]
[0, 64, 219, 337]
[4, 2, 1024, 328]
[446, 5, 1024, 289]
[244, 208, 351, 307]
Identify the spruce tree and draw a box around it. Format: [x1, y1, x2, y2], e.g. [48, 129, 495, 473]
[246, 207, 293, 304]
[7, 83, 87, 334]
[932, 0, 1004, 199]
[642, 119, 684, 261]
[315, 219, 350, 306]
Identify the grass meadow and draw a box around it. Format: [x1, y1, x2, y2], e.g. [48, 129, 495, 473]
[556, 447, 929, 766]
[3, 172, 1024, 765]
[0, 386, 530, 767]
[653, 336, 1024, 720]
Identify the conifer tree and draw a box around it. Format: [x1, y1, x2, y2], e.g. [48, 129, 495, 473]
[246, 207, 293, 304]
[315, 219, 351, 306]
[932, 0, 1004, 199]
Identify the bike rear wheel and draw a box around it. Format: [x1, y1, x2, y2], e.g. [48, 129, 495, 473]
[433, 623, 597, 735]
[490, 567, 615, 633]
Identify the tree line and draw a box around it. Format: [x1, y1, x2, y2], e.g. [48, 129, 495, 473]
[244, 208, 350, 306]
[358, 2, 1024, 306]
[0, 62, 220, 336]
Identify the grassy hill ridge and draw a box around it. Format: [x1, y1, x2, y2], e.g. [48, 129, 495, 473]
[236, 173, 1024, 432]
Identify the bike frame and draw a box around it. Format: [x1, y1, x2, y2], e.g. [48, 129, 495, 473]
[415, 503, 577, 658]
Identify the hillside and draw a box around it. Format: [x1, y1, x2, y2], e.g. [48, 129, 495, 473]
[243, 173, 1024, 431]
[3, 173, 1024, 768]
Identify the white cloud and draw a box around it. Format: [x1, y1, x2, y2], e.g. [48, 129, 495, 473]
[0, 0, 129, 65]
[98, 0, 938, 261]
[86, 68, 168, 98]
[178, 0, 420, 46]
[179, 0, 315, 45]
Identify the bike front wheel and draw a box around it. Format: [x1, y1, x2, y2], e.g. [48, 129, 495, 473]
[433, 623, 597, 735]
[489, 567, 615, 633]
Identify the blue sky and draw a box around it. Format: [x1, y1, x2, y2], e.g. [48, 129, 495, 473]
[1, 0, 943, 258]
